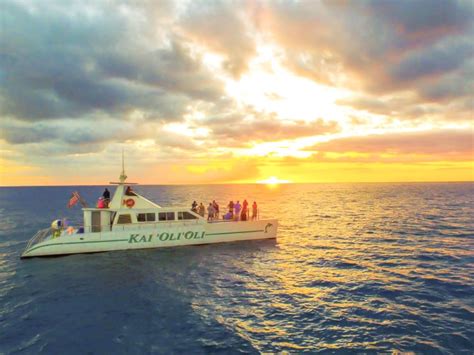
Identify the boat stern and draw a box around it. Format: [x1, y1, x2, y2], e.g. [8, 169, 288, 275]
[263, 219, 278, 239]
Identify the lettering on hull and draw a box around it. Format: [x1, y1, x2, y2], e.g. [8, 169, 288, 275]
[128, 231, 205, 244]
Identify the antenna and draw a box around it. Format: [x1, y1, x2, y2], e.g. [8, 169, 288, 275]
[119, 148, 127, 183]
[110, 148, 137, 185]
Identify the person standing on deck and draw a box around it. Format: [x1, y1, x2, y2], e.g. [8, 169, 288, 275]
[191, 201, 198, 213]
[228, 201, 234, 213]
[252, 201, 258, 220]
[102, 188, 111, 208]
[198, 203, 205, 217]
[234, 201, 241, 221]
[207, 203, 215, 221]
[243, 199, 249, 220]
[240, 205, 247, 221]
[212, 200, 219, 218]
[102, 188, 110, 200]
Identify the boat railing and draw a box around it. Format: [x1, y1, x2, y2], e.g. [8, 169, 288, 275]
[26, 227, 53, 250]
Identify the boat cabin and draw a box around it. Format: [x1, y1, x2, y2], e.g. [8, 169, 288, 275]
[81, 184, 202, 233]
[82, 208, 203, 233]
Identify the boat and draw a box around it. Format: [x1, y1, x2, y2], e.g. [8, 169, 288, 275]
[21, 161, 278, 258]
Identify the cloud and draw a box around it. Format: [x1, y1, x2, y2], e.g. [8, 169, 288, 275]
[96, 41, 224, 101]
[0, 0, 472, 185]
[0, 117, 149, 146]
[390, 36, 474, 82]
[367, 0, 473, 36]
[179, 0, 256, 77]
[155, 131, 200, 151]
[309, 129, 474, 160]
[336, 95, 445, 120]
[205, 113, 339, 147]
[262, 0, 474, 104]
[419, 58, 474, 101]
[0, 1, 224, 122]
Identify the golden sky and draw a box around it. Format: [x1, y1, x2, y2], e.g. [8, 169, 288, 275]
[0, 0, 473, 185]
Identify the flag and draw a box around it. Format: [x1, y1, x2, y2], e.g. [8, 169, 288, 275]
[67, 191, 80, 208]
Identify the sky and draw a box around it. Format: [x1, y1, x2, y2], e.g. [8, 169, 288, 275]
[0, 0, 473, 185]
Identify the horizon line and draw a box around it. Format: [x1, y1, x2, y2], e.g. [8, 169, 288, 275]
[1, 180, 473, 188]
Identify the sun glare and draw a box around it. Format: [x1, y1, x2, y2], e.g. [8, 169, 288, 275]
[224, 44, 348, 123]
[257, 176, 291, 184]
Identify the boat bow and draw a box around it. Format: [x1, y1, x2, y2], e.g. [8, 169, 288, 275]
[22, 227, 53, 257]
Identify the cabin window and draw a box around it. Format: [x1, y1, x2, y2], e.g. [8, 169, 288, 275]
[117, 214, 132, 224]
[178, 211, 198, 220]
[158, 212, 175, 221]
[137, 213, 156, 222]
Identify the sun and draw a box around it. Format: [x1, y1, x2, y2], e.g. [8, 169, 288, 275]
[257, 176, 291, 184]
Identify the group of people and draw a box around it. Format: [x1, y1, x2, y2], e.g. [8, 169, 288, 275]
[191, 199, 258, 221]
[191, 200, 220, 220]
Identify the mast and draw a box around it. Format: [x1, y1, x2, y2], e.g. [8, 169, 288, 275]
[109, 148, 136, 185]
[119, 148, 127, 184]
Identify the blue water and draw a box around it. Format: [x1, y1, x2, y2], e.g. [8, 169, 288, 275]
[1, 183, 473, 354]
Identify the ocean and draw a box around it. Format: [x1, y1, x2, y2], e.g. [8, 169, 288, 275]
[0, 183, 473, 354]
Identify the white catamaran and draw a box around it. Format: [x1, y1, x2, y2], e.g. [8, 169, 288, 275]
[22, 162, 278, 258]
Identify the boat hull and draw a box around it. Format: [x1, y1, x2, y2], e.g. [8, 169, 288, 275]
[21, 219, 278, 258]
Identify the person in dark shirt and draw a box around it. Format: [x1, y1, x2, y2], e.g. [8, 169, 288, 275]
[102, 188, 111, 208]
[240, 207, 247, 221]
[103, 188, 110, 200]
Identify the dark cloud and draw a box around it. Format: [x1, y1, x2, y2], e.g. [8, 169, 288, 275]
[96, 41, 224, 101]
[0, 118, 149, 146]
[419, 59, 474, 100]
[0, 122, 56, 145]
[0, 1, 224, 122]
[390, 37, 474, 82]
[367, 0, 473, 35]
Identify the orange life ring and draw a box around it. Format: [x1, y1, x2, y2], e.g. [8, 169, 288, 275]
[125, 198, 135, 208]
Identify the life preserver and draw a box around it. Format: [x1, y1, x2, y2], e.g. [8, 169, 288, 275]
[125, 198, 135, 208]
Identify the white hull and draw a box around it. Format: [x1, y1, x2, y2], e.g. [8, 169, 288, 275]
[22, 219, 277, 258]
